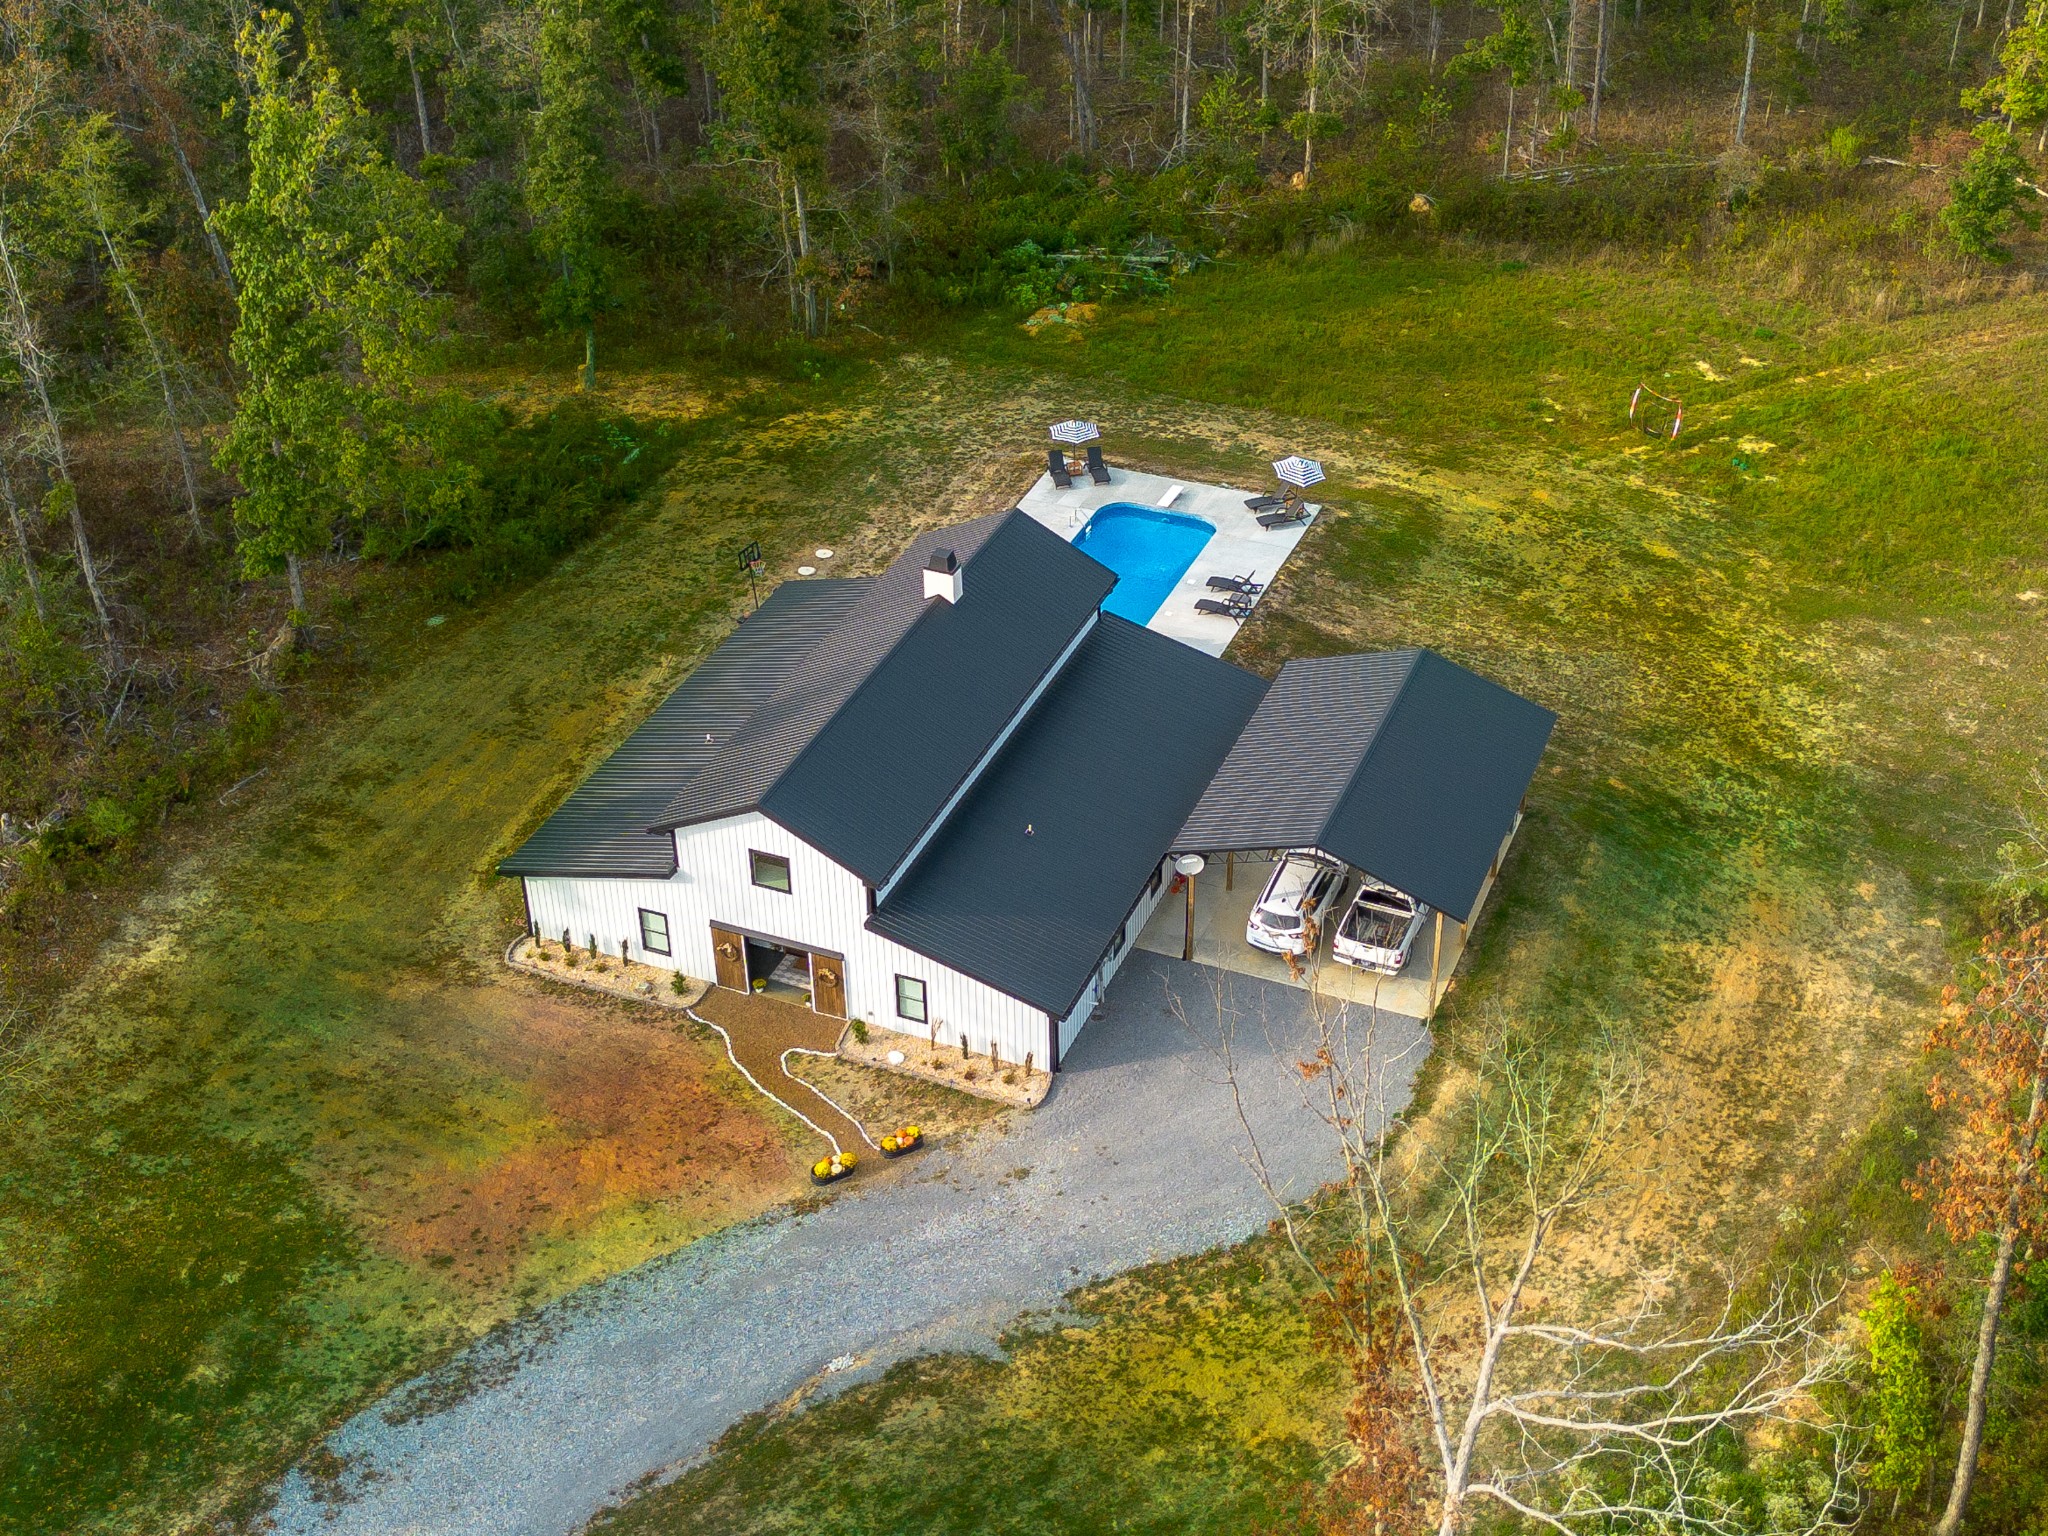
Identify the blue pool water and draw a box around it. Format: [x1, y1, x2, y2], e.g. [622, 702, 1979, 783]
[1073, 504, 1217, 624]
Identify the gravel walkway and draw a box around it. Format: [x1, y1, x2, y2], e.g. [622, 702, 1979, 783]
[688, 988, 873, 1153]
[263, 954, 1429, 1536]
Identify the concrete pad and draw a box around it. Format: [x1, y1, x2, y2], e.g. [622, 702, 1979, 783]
[1015, 468, 1317, 658]
[1135, 825, 1521, 1021]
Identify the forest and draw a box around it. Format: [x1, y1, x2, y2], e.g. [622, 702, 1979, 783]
[1, 0, 2046, 1530]
[0, 0, 2042, 966]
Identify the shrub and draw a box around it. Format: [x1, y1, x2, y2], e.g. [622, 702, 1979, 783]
[849, 1019, 870, 1045]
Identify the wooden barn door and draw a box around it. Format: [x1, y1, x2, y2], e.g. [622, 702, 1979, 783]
[810, 954, 846, 1018]
[710, 925, 748, 992]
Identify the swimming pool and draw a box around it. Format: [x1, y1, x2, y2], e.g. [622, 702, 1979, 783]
[1073, 504, 1217, 625]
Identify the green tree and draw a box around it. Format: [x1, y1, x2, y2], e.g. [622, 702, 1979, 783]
[0, 50, 113, 638]
[58, 113, 207, 541]
[525, 0, 616, 390]
[936, 47, 1027, 184]
[710, 0, 830, 334]
[1860, 1271, 1937, 1500]
[1968, 0, 2048, 153]
[1941, 125, 2042, 262]
[213, 10, 459, 619]
[1450, 1, 1539, 176]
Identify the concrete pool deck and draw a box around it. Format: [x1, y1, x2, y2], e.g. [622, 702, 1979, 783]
[1016, 467, 1317, 657]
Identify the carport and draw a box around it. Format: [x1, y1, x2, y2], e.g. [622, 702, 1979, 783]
[1140, 648, 1556, 1020]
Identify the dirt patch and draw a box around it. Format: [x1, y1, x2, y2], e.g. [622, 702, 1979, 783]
[348, 981, 806, 1290]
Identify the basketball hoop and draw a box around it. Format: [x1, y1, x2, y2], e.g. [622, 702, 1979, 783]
[1629, 385, 1683, 440]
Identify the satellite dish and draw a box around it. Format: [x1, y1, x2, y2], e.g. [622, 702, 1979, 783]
[1174, 854, 1206, 877]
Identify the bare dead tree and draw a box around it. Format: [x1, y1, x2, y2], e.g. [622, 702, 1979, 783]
[1172, 965, 1859, 1536]
[0, 60, 114, 640]
[0, 437, 42, 621]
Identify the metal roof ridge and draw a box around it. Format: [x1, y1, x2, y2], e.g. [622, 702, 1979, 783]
[755, 511, 1092, 880]
[640, 511, 1032, 837]
[1306, 646, 1426, 852]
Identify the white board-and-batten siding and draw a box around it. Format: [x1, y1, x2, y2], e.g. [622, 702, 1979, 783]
[521, 812, 1058, 1069]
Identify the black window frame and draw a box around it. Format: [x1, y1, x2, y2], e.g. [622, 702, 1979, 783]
[638, 908, 671, 956]
[895, 974, 928, 1024]
[750, 849, 793, 894]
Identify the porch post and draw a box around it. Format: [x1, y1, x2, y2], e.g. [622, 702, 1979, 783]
[1429, 910, 1444, 1007]
[1183, 871, 1197, 961]
[1225, 850, 1234, 890]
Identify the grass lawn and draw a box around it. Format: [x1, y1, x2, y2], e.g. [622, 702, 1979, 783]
[4, 249, 2046, 1535]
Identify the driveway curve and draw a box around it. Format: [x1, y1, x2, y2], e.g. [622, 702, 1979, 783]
[263, 954, 1429, 1536]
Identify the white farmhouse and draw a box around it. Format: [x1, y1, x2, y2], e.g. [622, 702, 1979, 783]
[501, 509, 1554, 1071]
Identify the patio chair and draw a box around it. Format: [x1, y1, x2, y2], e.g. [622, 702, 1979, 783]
[1257, 503, 1312, 530]
[1206, 572, 1263, 596]
[1085, 445, 1112, 485]
[1048, 448, 1074, 489]
[1244, 492, 1288, 512]
[1195, 595, 1254, 621]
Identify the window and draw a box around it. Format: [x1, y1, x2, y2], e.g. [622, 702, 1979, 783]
[638, 909, 671, 956]
[895, 974, 928, 1023]
[1147, 863, 1163, 898]
[1110, 920, 1127, 958]
[750, 850, 792, 893]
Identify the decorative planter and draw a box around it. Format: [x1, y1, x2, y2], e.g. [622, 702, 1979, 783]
[810, 1150, 858, 1185]
[879, 1126, 924, 1159]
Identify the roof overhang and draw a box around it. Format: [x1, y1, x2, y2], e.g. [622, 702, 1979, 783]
[1173, 649, 1555, 923]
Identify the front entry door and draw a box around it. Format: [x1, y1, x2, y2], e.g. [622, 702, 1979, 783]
[810, 954, 846, 1018]
[710, 925, 748, 992]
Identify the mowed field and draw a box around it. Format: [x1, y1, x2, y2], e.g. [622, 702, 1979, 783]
[4, 250, 2046, 1535]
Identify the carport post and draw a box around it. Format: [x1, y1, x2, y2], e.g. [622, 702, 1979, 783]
[1174, 854, 1206, 963]
[1429, 910, 1444, 1007]
[1225, 850, 1234, 890]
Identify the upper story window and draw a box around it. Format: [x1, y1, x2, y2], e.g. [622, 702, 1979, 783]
[750, 850, 792, 894]
[638, 909, 671, 956]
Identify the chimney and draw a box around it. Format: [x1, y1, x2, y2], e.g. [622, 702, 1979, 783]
[923, 548, 963, 604]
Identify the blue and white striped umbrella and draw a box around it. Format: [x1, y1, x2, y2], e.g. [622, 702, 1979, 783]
[1049, 419, 1101, 445]
[1272, 455, 1325, 489]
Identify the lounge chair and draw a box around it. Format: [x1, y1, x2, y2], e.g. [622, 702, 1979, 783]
[1048, 448, 1074, 489]
[1195, 595, 1255, 621]
[1257, 503, 1312, 530]
[1206, 572, 1263, 596]
[1244, 492, 1288, 512]
[1085, 445, 1112, 485]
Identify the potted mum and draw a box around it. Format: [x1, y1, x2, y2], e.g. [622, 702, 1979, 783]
[811, 1149, 857, 1185]
[879, 1125, 924, 1158]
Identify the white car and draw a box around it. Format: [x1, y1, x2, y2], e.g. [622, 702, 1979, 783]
[1332, 878, 1429, 975]
[1246, 852, 1344, 956]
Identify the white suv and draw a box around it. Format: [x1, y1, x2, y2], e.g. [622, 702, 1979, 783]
[1246, 852, 1344, 957]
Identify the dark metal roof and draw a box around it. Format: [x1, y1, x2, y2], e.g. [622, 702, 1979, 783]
[653, 510, 1116, 885]
[870, 615, 1267, 1019]
[497, 579, 873, 879]
[1174, 648, 1555, 922]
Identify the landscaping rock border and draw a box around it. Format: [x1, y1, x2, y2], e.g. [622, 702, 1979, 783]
[504, 935, 712, 1011]
[835, 1023, 1051, 1109]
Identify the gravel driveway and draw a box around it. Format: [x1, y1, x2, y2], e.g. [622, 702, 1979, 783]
[263, 953, 1429, 1536]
